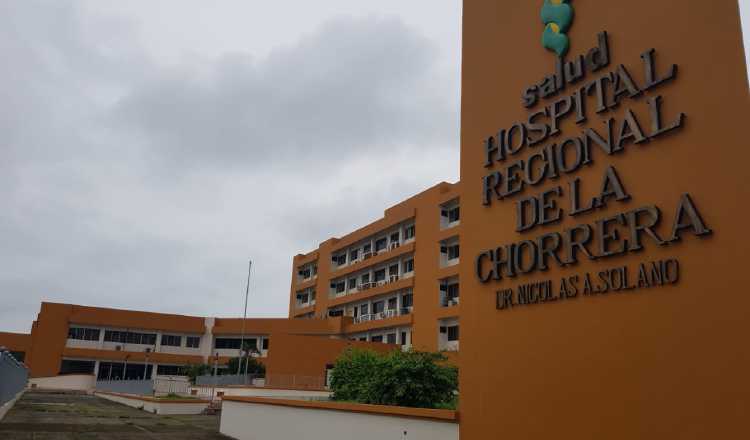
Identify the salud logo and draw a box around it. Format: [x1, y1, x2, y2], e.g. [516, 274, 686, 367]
[541, 0, 574, 57]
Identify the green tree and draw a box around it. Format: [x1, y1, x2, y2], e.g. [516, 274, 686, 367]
[181, 364, 212, 383]
[330, 348, 458, 409]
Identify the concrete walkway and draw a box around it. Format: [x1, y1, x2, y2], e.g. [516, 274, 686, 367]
[0, 390, 229, 439]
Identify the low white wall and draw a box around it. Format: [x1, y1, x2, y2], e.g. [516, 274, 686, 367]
[29, 374, 95, 391]
[220, 400, 458, 440]
[0, 390, 24, 421]
[214, 387, 331, 400]
[95, 392, 209, 415]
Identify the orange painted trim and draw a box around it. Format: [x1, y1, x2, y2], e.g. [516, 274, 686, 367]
[293, 277, 317, 290]
[95, 391, 210, 404]
[222, 396, 459, 422]
[293, 251, 319, 266]
[435, 305, 461, 320]
[437, 224, 462, 241]
[62, 348, 204, 364]
[222, 384, 329, 392]
[327, 277, 415, 308]
[436, 264, 460, 279]
[291, 304, 315, 317]
[329, 242, 416, 279]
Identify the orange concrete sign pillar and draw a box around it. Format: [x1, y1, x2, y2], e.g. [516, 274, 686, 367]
[459, 0, 749, 438]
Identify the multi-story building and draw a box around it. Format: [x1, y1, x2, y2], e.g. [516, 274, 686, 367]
[288, 181, 462, 362]
[0, 302, 392, 382]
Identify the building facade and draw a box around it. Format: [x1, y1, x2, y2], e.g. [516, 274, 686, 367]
[288, 181, 462, 362]
[0, 302, 393, 382]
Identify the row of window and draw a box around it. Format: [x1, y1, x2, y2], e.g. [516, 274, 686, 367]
[331, 223, 415, 268]
[68, 327, 200, 348]
[297, 262, 318, 281]
[329, 257, 414, 294]
[351, 329, 410, 345]
[214, 337, 269, 351]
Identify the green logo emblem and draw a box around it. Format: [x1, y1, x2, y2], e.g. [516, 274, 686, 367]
[541, 0, 574, 57]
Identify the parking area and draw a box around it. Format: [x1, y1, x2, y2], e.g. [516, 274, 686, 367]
[0, 390, 229, 439]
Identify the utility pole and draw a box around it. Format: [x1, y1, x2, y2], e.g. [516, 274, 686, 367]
[237, 260, 252, 376]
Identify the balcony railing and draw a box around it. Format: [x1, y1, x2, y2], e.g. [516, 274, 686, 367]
[352, 306, 413, 325]
[296, 299, 316, 309]
[441, 297, 460, 307]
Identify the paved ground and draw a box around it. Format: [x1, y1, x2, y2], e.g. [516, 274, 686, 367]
[0, 390, 229, 439]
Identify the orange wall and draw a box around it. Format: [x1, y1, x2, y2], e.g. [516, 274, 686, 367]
[264, 333, 397, 378]
[0, 332, 32, 355]
[459, 1, 749, 438]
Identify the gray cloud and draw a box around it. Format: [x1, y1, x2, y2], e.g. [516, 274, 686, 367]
[0, 1, 459, 332]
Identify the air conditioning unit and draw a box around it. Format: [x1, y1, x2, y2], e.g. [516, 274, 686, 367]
[376, 280, 386, 287]
[389, 275, 399, 283]
[363, 252, 373, 260]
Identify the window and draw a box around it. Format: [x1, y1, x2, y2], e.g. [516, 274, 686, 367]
[440, 243, 459, 260]
[373, 301, 385, 314]
[390, 232, 400, 243]
[400, 332, 408, 346]
[361, 273, 370, 284]
[328, 309, 344, 317]
[60, 359, 95, 375]
[359, 337, 367, 342]
[350, 249, 359, 261]
[360, 304, 369, 315]
[262, 338, 269, 350]
[161, 334, 182, 347]
[389, 264, 399, 277]
[363, 243, 372, 254]
[375, 238, 387, 252]
[402, 293, 413, 308]
[371, 335, 384, 343]
[299, 268, 311, 279]
[331, 281, 345, 293]
[186, 336, 201, 348]
[447, 325, 460, 341]
[374, 269, 386, 282]
[215, 338, 242, 349]
[333, 254, 346, 265]
[157, 365, 182, 376]
[403, 259, 414, 273]
[68, 327, 100, 341]
[404, 225, 415, 240]
[104, 330, 156, 345]
[447, 284, 459, 300]
[387, 333, 397, 344]
[442, 206, 460, 223]
[348, 278, 357, 290]
[388, 297, 398, 310]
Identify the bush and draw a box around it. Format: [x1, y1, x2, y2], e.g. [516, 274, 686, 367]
[330, 348, 458, 409]
[181, 364, 212, 382]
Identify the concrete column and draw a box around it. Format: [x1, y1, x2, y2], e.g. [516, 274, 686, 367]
[93, 360, 100, 379]
[151, 363, 158, 379]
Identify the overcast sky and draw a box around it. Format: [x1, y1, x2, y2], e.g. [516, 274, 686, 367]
[1, 1, 748, 333]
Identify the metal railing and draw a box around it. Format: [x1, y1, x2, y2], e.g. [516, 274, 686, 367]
[95, 378, 154, 396]
[265, 374, 326, 390]
[195, 374, 263, 387]
[0, 350, 28, 406]
[353, 307, 412, 324]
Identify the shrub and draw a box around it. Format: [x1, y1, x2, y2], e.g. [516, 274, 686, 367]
[330, 348, 458, 409]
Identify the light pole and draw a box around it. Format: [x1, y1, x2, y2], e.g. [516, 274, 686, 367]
[237, 260, 252, 376]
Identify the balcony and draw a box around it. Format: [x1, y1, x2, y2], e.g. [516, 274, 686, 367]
[352, 307, 412, 325]
[330, 242, 415, 278]
[328, 276, 415, 307]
